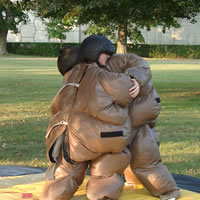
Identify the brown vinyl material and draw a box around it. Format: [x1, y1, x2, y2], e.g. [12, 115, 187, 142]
[40, 54, 179, 200]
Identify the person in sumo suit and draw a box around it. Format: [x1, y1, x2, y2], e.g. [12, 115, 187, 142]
[77, 35, 180, 200]
[40, 34, 179, 200]
[39, 46, 141, 199]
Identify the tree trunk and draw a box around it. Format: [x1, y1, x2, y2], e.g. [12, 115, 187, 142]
[116, 25, 127, 54]
[0, 29, 8, 56]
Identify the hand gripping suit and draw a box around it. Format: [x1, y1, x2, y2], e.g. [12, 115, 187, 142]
[105, 53, 180, 200]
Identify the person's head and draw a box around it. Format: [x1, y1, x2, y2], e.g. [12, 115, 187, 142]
[98, 53, 111, 66]
[79, 34, 115, 66]
[57, 46, 80, 76]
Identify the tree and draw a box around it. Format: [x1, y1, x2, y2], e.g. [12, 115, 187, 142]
[44, 17, 76, 46]
[30, 0, 200, 53]
[0, 0, 29, 55]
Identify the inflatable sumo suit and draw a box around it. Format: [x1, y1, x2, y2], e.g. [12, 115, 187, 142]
[40, 36, 179, 200]
[105, 54, 180, 200]
[79, 35, 180, 200]
[40, 45, 138, 199]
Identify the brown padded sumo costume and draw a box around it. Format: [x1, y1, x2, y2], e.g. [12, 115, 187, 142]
[104, 54, 180, 200]
[40, 36, 179, 200]
[41, 62, 136, 200]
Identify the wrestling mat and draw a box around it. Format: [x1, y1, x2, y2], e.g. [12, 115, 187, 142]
[1, 173, 200, 200]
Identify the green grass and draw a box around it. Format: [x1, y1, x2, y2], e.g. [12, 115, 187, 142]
[0, 55, 200, 178]
[148, 59, 200, 178]
[0, 55, 62, 167]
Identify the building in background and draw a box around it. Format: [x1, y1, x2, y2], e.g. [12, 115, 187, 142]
[7, 12, 200, 45]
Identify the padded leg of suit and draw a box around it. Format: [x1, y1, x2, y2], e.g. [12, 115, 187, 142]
[86, 148, 131, 200]
[90, 147, 131, 177]
[133, 164, 180, 199]
[129, 125, 180, 199]
[86, 173, 124, 200]
[124, 126, 160, 185]
[40, 157, 88, 200]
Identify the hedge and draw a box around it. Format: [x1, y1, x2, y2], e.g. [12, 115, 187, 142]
[7, 42, 77, 57]
[128, 44, 200, 59]
[7, 42, 200, 58]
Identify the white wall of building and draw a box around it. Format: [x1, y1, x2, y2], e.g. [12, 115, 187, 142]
[7, 12, 200, 45]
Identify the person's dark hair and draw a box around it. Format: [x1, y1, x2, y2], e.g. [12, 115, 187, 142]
[79, 35, 115, 63]
[57, 46, 80, 76]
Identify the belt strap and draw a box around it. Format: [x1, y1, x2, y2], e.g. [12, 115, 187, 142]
[55, 83, 80, 97]
[46, 120, 68, 138]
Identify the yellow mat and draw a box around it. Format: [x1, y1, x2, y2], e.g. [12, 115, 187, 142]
[0, 173, 200, 200]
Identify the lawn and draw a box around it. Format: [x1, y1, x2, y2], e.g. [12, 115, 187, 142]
[0, 55, 200, 178]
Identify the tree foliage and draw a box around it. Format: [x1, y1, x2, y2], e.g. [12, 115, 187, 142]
[44, 17, 75, 42]
[0, 0, 29, 55]
[4, 0, 200, 54]
[0, 0, 28, 33]
[30, 0, 200, 53]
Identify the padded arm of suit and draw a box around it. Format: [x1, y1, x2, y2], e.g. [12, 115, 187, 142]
[129, 88, 161, 128]
[106, 54, 152, 87]
[98, 70, 133, 107]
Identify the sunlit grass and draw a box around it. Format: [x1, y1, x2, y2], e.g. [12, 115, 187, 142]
[0, 56, 61, 167]
[0, 55, 200, 178]
[148, 60, 200, 178]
